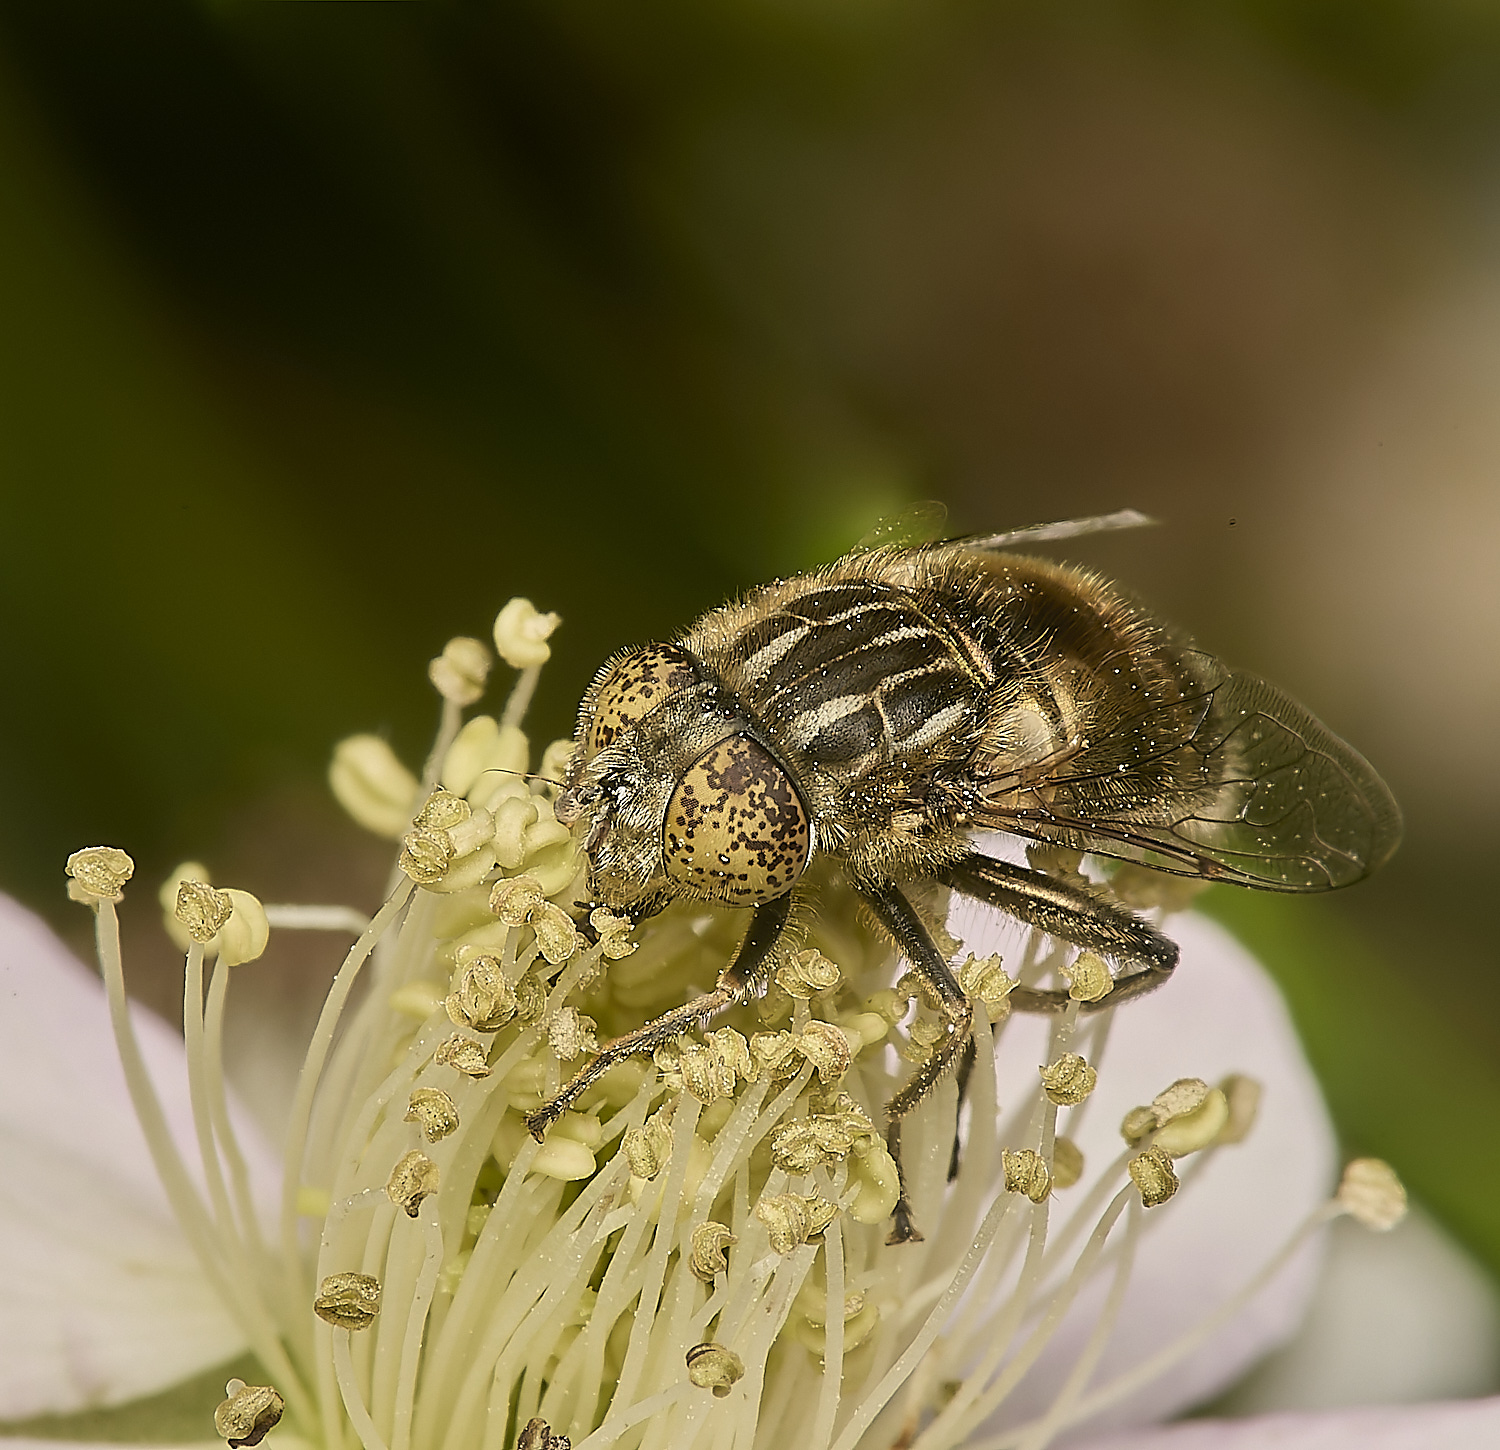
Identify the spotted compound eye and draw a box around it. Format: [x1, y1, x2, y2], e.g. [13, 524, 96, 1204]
[586, 644, 699, 756]
[663, 735, 811, 905]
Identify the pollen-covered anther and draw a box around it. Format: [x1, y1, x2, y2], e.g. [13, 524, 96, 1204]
[959, 953, 1016, 1019]
[588, 908, 637, 961]
[312, 1271, 383, 1330]
[512, 972, 546, 1024]
[329, 736, 420, 839]
[622, 1109, 675, 1179]
[404, 1087, 460, 1143]
[429, 635, 493, 706]
[755, 1192, 838, 1253]
[387, 1150, 440, 1218]
[706, 1026, 757, 1083]
[1215, 1074, 1263, 1146]
[796, 1020, 854, 1084]
[65, 846, 135, 904]
[533, 904, 579, 965]
[446, 955, 517, 1032]
[689, 1221, 738, 1281]
[1062, 951, 1112, 1003]
[435, 1034, 492, 1078]
[677, 1041, 735, 1104]
[1052, 1136, 1085, 1190]
[775, 948, 842, 999]
[1002, 1148, 1052, 1203]
[1337, 1157, 1408, 1231]
[1129, 1146, 1180, 1207]
[213, 1379, 284, 1448]
[174, 880, 233, 944]
[490, 874, 547, 926]
[1039, 1052, 1097, 1107]
[771, 1116, 853, 1174]
[685, 1342, 746, 1398]
[400, 827, 454, 885]
[750, 1030, 800, 1080]
[547, 1006, 598, 1063]
[494, 597, 561, 669]
[413, 787, 473, 832]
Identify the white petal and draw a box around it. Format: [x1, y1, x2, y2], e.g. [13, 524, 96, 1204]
[1221, 1206, 1500, 1412]
[0, 895, 279, 1418]
[948, 881, 1335, 1440]
[1075, 1396, 1500, 1449]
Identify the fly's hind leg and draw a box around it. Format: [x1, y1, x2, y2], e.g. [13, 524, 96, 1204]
[526, 893, 793, 1140]
[857, 879, 975, 1245]
[935, 853, 1178, 1013]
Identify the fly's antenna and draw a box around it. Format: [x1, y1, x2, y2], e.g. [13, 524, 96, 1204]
[475, 766, 567, 790]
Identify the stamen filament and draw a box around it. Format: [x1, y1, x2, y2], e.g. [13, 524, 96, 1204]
[333, 1329, 391, 1450]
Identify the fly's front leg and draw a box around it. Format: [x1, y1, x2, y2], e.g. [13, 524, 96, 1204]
[857, 879, 975, 1245]
[935, 853, 1178, 1013]
[526, 893, 793, 1140]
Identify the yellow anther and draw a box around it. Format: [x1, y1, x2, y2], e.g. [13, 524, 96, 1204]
[440, 714, 528, 799]
[531, 1137, 596, 1181]
[312, 1272, 383, 1330]
[690, 1221, 738, 1281]
[516, 1417, 572, 1450]
[1039, 1052, 1097, 1107]
[622, 1109, 675, 1179]
[1121, 1105, 1159, 1146]
[1337, 1158, 1408, 1231]
[588, 907, 638, 960]
[1129, 1147, 1180, 1207]
[400, 827, 454, 885]
[446, 955, 517, 1033]
[538, 738, 575, 785]
[493, 597, 561, 669]
[846, 1137, 901, 1224]
[428, 635, 492, 706]
[1002, 1148, 1052, 1203]
[755, 1192, 838, 1253]
[65, 846, 135, 904]
[329, 735, 419, 838]
[533, 903, 579, 965]
[214, 1379, 285, 1447]
[216, 890, 270, 966]
[492, 795, 541, 869]
[1155, 1087, 1229, 1158]
[386, 1150, 440, 1218]
[404, 1087, 460, 1143]
[491, 874, 546, 926]
[706, 1026, 756, 1083]
[796, 1020, 854, 1084]
[414, 788, 472, 832]
[546, 1006, 598, 1062]
[1153, 1077, 1211, 1122]
[959, 953, 1016, 1019]
[1052, 1136, 1085, 1190]
[685, 1342, 745, 1398]
[750, 1030, 801, 1079]
[1062, 951, 1112, 1003]
[678, 1040, 735, 1104]
[435, 1034, 492, 1078]
[512, 972, 546, 1024]
[390, 979, 445, 1020]
[174, 879, 233, 945]
[775, 948, 842, 999]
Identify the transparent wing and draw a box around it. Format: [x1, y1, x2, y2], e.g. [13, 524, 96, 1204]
[963, 509, 1157, 551]
[854, 500, 949, 551]
[979, 659, 1402, 892]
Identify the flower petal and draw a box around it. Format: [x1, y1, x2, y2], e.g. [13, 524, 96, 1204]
[948, 880, 1335, 1440]
[1076, 1395, 1500, 1449]
[0, 895, 277, 1418]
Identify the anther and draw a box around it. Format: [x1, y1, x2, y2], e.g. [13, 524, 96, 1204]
[775, 949, 842, 999]
[65, 846, 135, 904]
[546, 1007, 598, 1062]
[1062, 951, 1112, 1003]
[429, 635, 492, 706]
[690, 1221, 738, 1281]
[1002, 1148, 1052, 1203]
[796, 1020, 854, 1084]
[446, 955, 517, 1033]
[959, 953, 1016, 1019]
[313, 1272, 383, 1330]
[1129, 1147, 1180, 1207]
[174, 880, 233, 944]
[329, 735, 419, 838]
[1337, 1158, 1407, 1231]
[386, 1150, 440, 1218]
[214, 1380, 284, 1448]
[436, 1034, 493, 1078]
[755, 1192, 838, 1253]
[516, 1417, 572, 1450]
[1039, 1052, 1097, 1106]
[404, 1087, 460, 1143]
[1052, 1136, 1085, 1190]
[686, 1342, 746, 1398]
[493, 598, 561, 669]
[622, 1110, 675, 1179]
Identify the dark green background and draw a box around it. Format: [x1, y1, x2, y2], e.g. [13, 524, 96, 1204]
[1, 0, 1497, 1286]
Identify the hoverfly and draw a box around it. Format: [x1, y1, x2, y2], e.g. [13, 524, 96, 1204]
[528, 510, 1400, 1239]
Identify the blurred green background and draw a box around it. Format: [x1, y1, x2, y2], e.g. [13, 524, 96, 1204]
[1, 0, 1497, 1283]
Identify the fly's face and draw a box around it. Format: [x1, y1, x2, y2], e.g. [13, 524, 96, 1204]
[557, 644, 814, 912]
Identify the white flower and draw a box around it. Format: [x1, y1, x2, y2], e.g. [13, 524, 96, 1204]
[5, 628, 1496, 1450]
